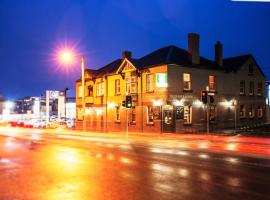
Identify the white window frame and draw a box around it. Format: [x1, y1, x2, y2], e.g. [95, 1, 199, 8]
[97, 82, 104, 96]
[146, 73, 154, 92]
[249, 104, 255, 118]
[257, 82, 262, 96]
[240, 80, 245, 95]
[183, 73, 191, 91]
[115, 79, 121, 95]
[249, 81, 254, 96]
[125, 76, 137, 94]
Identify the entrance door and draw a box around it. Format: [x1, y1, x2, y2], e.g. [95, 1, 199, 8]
[162, 105, 175, 132]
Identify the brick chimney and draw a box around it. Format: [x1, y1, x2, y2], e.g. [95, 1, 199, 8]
[215, 41, 223, 67]
[188, 33, 200, 65]
[122, 50, 132, 60]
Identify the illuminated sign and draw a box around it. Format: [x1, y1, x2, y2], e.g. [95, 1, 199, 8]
[49, 91, 59, 99]
[156, 73, 168, 87]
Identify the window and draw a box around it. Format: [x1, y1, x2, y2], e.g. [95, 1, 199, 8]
[125, 76, 137, 94]
[156, 73, 168, 87]
[248, 105, 255, 118]
[77, 108, 83, 120]
[146, 74, 154, 92]
[209, 76, 216, 91]
[184, 105, 192, 124]
[88, 85, 93, 97]
[239, 105, 246, 118]
[131, 107, 136, 124]
[257, 82, 262, 96]
[257, 105, 263, 118]
[249, 82, 254, 96]
[97, 82, 104, 96]
[146, 106, 154, 124]
[175, 106, 184, 120]
[240, 80, 245, 95]
[115, 106, 120, 122]
[115, 79, 121, 95]
[183, 73, 191, 91]
[248, 64, 253, 75]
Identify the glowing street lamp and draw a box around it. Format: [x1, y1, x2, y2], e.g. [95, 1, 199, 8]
[58, 48, 86, 131]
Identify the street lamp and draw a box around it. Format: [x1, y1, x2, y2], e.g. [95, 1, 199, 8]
[58, 49, 86, 131]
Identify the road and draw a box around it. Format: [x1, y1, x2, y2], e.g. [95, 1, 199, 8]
[0, 127, 270, 200]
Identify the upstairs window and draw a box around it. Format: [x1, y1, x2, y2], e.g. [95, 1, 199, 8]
[183, 73, 191, 91]
[130, 107, 136, 124]
[97, 82, 104, 96]
[156, 73, 168, 88]
[209, 75, 216, 91]
[249, 82, 254, 96]
[257, 82, 263, 96]
[146, 74, 154, 92]
[88, 85, 93, 97]
[126, 76, 137, 94]
[240, 80, 245, 95]
[115, 79, 121, 95]
[248, 64, 253, 75]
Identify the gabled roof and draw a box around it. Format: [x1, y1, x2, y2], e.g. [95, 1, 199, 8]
[223, 54, 265, 77]
[136, 45, 215, 69]
[223, 54, 251, 72]
[80, 45, 264, 79]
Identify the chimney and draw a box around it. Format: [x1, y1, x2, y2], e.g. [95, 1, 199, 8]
[122, 50, 132, 60]
[215, 41, 223, 66]
[188, 33, 200, 65]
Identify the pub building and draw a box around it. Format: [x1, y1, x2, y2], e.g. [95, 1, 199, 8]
[76, 33, 266, 133]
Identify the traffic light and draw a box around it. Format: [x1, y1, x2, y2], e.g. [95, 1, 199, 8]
[122, 101, 126, 107]
[209, 96, 214, 104]
[126, 95, 132, 108]
[201, 91, 208, 104]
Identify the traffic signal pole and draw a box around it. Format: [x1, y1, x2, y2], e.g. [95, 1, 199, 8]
[206, 95, 210, 134]
[126, 108, 129, 139]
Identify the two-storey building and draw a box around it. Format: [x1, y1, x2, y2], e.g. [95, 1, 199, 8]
[76, 33, 266, 133]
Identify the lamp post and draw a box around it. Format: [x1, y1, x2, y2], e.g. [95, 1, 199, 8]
[58, 49, 86, 131]
[233, 99, 237, 134]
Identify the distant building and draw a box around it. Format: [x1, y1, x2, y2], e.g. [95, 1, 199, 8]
[75, 33, 266, 133]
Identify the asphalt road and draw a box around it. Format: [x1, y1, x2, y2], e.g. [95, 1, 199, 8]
[0, 128, 270, 200]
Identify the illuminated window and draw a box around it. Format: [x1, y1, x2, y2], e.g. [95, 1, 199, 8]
[146, 74, 154, 92]
[115, 106, 120, 122]
[115, 79, 121, 95]
[239, 105, 246, 118]
[183, 73, 191, 91]
[240, 81, 245, 95]
[184, 105, 192, 124]
[248, 105, 255, 118]
[77, 108, 83, 120]
[257, 82, 262, 96]
[146, 106, 154, 124]
[125, 76, 137, 94]
[131, 107, 136, 124]
[156, 73, 168, 88]
[257, 105, 263, 118]
[97, 82, 104, 96]
[88, 85, 93, 97]
[209, 76, 216, 91]
[249, 82, 254, 96]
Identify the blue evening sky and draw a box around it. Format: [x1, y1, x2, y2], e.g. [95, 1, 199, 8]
[0, 0, 270, 98]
